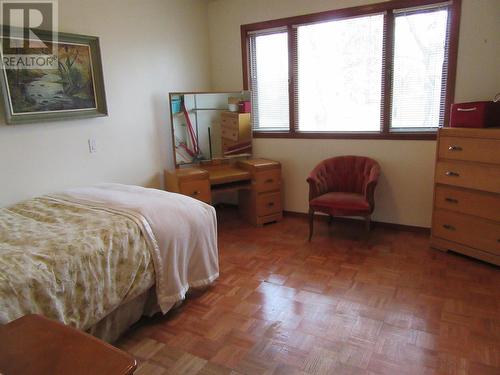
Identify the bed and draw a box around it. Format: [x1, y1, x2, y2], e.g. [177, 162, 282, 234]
[0, 183, 219, 342]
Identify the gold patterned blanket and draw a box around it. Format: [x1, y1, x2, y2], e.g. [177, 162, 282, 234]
[0, 196, 155, 330]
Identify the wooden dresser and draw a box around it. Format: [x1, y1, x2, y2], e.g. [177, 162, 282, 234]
[430, 127, 500, 266]
[165, 158, 283, 226]
[221, 112, 251, 154]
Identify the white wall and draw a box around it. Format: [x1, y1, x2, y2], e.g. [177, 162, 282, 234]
[207, 0, 500, 227]
[1, 0, 498, 226]
[0, 0, 211, 207]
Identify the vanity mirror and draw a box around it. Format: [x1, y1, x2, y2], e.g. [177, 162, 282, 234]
[169, 91, 252, 167]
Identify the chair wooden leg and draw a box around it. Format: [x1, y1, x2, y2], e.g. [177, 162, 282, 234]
[365, 215, 371, 233]
[308, 209, 315, 241]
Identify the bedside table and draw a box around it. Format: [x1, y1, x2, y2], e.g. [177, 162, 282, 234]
[0, 314, 137, 375]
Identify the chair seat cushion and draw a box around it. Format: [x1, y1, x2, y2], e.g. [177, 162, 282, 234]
[309, 192, 370, 216]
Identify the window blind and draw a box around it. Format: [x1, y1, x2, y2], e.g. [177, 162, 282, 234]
[248, 30, 289, 130]
[390, 2, 451, 129]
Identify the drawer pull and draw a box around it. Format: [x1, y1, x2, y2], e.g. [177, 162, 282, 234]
[457, 107, 477, 112]
[442, 224, 456, 231]
[267, 202, 275, 207]
[445, 171, 460, 177]
[444, 197, 459, 204]
[448, 145, 463, 151]
[192, 191, 200, 196]
[265, 179, 274, 184]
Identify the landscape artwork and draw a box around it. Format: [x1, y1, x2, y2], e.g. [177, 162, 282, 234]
[0, 30, 107, 124]
[5, 42, 96, 114]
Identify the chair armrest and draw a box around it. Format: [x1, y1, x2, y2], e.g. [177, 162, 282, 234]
[307, 173, 330, 201]
[306, 176, 321, 201]
[363, 166, 380, 211]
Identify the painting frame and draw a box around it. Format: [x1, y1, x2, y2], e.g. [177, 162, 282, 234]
[0, 28, 108, 124]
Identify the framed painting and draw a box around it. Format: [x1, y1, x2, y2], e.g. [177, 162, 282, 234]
[0, 29, 107, 124]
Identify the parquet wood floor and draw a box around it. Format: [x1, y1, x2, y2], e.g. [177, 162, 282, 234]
[116, 208, 500, 375]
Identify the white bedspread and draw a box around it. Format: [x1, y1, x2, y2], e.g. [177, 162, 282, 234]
[53, 183, 219, 313]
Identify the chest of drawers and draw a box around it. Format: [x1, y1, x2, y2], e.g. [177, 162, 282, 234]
[221, 112, 251, 154]
[430, 127, 500, 265]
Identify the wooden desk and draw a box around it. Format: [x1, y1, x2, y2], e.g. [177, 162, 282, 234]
[0, 314, 136, 375]
[165, 158, 283, 225]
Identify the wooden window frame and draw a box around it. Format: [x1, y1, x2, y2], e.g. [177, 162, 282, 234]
[241, 0, 461, 141]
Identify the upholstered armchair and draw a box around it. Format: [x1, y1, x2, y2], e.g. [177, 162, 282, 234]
[306, 156, 381, 241]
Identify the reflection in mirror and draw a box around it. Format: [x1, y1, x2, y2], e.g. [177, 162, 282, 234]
[169, 91, 251, 166]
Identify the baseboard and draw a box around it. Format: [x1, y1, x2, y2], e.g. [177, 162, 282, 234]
[283, 210, 431, 235]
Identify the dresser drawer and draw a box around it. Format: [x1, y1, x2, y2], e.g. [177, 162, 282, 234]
[435, 185, 500, 222]
[221, 111, 239, 119]
[255, 168, 281, 193]
[438, 136, 500, 165]
[221, 116, 238, 129]
[222, 138, 238, 150]
[256, 192, 282, 217]
[435, 161, 500, 194]
[433, 209, 500, 256]
[221, 124, 239, 141]
[179, 180, 211, 203]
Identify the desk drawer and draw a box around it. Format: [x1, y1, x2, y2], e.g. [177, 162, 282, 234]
[257, 192, 281, 217]
[435, 185, 500, 222]
[438, 136, 500, 165]
[255, 169, 281, 193]
[433, 209, 500, 256]
[180, 180, 211, 203]
[435, 161, 500, 194]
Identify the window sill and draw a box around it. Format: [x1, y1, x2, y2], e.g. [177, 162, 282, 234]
[253, 130, 437, 140]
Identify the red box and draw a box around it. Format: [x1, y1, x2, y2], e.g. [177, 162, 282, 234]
[450, 101, 500, 128]
[238, 100, 251, 113]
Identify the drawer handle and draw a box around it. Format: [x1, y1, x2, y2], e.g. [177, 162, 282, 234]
[443, 224, 456, 231]
[445, 197, 458, 204]
[265, 179, 274, 184]
[445, 171, 460, 177]
[192, 191, 200, 196]
[267, 202, 275, 207]
[457, 107, 477, 112]
[448, 145, 462, 151]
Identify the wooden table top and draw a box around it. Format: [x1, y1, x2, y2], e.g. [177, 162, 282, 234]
[205, 167, 251, 185]
[0, 314, 137, 375]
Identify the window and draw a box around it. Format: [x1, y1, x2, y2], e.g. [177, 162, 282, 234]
[241, 0, 460, 139]
[297, 14, 384, 132]
[249, 31, 289, 130]
[391, 7, 450, 130]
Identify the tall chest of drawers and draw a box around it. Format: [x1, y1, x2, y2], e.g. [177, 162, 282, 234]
[221, 112, 252, 154]
[430, 127, 500, 265]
